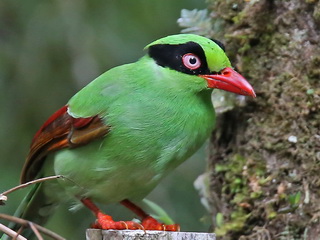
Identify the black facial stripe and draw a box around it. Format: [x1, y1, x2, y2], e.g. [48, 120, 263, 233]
[211, 39, 225, 52]
[148, 41, 210, 75]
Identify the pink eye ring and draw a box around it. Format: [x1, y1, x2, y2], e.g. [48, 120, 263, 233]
[182, 53, 201, 70]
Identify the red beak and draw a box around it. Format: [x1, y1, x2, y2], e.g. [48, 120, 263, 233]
[200, 67, 256, 97]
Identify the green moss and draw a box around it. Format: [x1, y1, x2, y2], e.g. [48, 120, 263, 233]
[250, 191, 262, 199]
[267, 211, 277, 220]
[216, 212, 224, 227]
[306, 89, 314, 95]
[313, 2, 320, 22]
[238, 43, 251, 54]
[213, 153, 268, 236]
[207, 0, 320, 239]
[215, 210, 251, 236]
[217, 154, 248, 195]
[288, 192, 301, 208]
[258, 176, 272, 185]
[232, 11, 246, 24]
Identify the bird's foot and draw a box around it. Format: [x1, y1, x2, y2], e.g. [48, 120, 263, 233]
[82, 198, 179, 231]
[93, 212, 179, 231]
[141, 216, 180, 231]
[93, 212, 144, 230]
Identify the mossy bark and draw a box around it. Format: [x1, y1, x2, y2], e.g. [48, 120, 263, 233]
[206, 0, 320, 239]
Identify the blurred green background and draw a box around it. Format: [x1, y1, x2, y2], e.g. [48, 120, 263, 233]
[0, 0, 211, 239]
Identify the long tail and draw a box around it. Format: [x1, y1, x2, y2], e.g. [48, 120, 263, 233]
[1, 182, 60, 239]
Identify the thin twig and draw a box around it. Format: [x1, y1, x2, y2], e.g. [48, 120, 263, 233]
[1, 174, 86, 206]
[28, 222, 44, 240]
[0, 175, 63, 205]
[0, 175, 83, 239]
[0, 223, 27, 240]
[13, 227, 24, 240]
[0, 214, 66, 240]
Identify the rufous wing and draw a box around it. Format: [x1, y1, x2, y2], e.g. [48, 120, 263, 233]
[20, 106, 110, 183]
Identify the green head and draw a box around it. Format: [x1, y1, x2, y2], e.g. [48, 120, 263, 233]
[145, 34, 255, 97]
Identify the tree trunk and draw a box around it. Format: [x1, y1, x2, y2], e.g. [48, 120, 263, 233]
[205, 0, 320, 239]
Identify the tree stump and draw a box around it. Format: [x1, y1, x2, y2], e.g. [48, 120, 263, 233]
[86, 229, 216, 240]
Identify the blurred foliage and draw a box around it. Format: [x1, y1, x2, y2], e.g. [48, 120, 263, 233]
[0, 0, 212, 239]
[177, 9, 212, 37]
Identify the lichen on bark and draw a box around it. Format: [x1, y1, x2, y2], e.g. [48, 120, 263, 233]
[204, 0, 320, 239]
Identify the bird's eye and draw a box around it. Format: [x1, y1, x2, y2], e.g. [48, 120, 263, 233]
[182, 53, 201, 70]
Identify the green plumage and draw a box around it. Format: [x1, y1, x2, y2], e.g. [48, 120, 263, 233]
[5, 34, 254, 238]
[56, 57, 215, 203]
[54, 35, 219, 203]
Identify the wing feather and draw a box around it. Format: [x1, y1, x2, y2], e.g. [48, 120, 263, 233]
[20, 106, 110, 183]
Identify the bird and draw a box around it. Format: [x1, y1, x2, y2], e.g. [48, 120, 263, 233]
[11, 34, 255, 236]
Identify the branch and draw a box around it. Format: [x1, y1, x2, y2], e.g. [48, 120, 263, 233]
[0, 175, 68, 239]
[0, 223, 27, 240]
[0, 175, 83, 239]
[28, 222, 43, 240]
[0, 175, 63, 205]
[0, 214, 65, 240]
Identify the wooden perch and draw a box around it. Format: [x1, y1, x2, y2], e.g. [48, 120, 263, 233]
[86, 229, 216, 240]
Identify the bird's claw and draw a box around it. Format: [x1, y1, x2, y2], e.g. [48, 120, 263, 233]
[94, 212, 144, 230]
[93, 212, 180, 231]
[141, 216, 180, 231]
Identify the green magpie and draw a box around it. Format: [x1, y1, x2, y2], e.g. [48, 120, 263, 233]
[13, 34, 255, 235]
